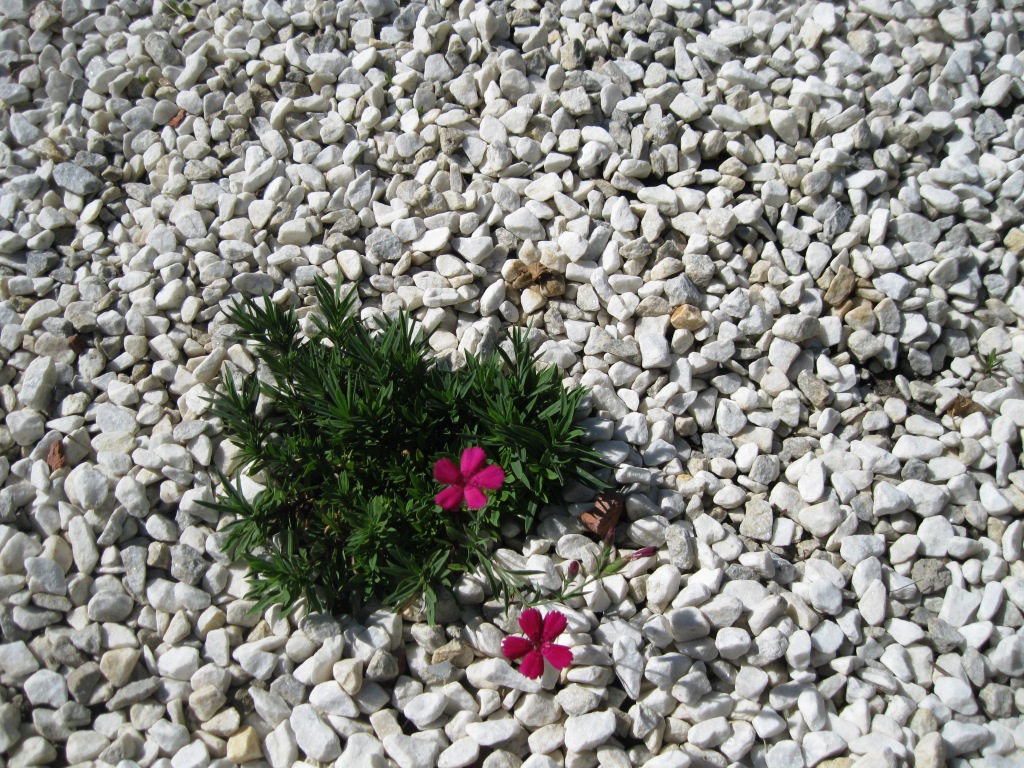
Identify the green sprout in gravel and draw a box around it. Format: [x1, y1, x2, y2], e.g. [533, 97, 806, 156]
[498, 544, 659, 611]
[165, 0, 196, 18]
[204, 277, 610, 622]
[978, 349, 1004, 376]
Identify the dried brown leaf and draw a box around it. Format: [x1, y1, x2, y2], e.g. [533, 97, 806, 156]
[946, 394, 988, 419]
[580, 491, 623, 541]
[507, 260, 564, 293]
[167, 108, 186, 128]
[68, 334, 87, 354]
[46, 440, 66, 471]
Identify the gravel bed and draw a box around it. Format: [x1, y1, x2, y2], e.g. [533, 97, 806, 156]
[1, 0, 1024, 767]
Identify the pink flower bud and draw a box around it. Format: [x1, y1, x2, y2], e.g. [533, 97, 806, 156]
[567, 560, 580, 579]
[627, 546, 657, 560]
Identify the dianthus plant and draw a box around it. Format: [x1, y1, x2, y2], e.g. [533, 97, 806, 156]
[204, 277, 610, 622]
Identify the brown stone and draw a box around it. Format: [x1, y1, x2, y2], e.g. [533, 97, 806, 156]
[226, 727, 263, 764]
[1004, 227, 1024, 255]
[431, 639, 474, 667]
[670, 304, 705, 331]
[844, 303, 876, 332]
[823, 265, 856, 306]
[333, 658, 364, 695]
[797, 370, 832, 409]
[189, 685, 227, 723]
[99, 648, 139, 687]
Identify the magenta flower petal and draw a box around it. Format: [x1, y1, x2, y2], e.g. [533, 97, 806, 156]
[435, 486, 465, 511]
[463, 486, 488, 509]
[541, 643, 573, 671]
[434, 447, 505, 512]
[518, 649, 545, 680]
[460, 446, 487, 478]
[470, 464, 506, 490]
[541, 610, 568, 643]
[505, 608, 574, 681]
[518, 607, 543, 642]
[433, 457, 460, 484]
[501, 636, 533, 661]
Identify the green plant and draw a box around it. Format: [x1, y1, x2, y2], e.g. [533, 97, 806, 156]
[204, 277, 610, 622]
[978, 349, 1003, 375]
[487, 543, 657, 612]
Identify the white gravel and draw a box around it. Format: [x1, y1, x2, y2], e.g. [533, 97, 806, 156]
[1, 0, 1024, 766]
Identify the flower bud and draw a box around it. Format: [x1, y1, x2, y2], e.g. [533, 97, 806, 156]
[567, 560, 580, 579]
[599, 547, 658, 577]
[627, 546, 658, 560]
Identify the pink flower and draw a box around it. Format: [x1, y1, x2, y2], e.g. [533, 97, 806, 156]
[434, 447, 505, 511]
[501, 608, 574, 680]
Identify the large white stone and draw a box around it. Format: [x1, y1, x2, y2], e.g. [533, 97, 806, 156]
[18, 357, 56, 410]
[382, 734, 443, 768]
[564, 711, 616, 752]
[291, 704, 341, 762]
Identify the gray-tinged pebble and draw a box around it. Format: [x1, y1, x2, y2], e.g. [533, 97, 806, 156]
[106, 678, 161, 710]
[52, 164, 102, 196]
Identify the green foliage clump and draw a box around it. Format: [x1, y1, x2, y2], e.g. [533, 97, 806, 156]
[205, 277, 609, 622]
